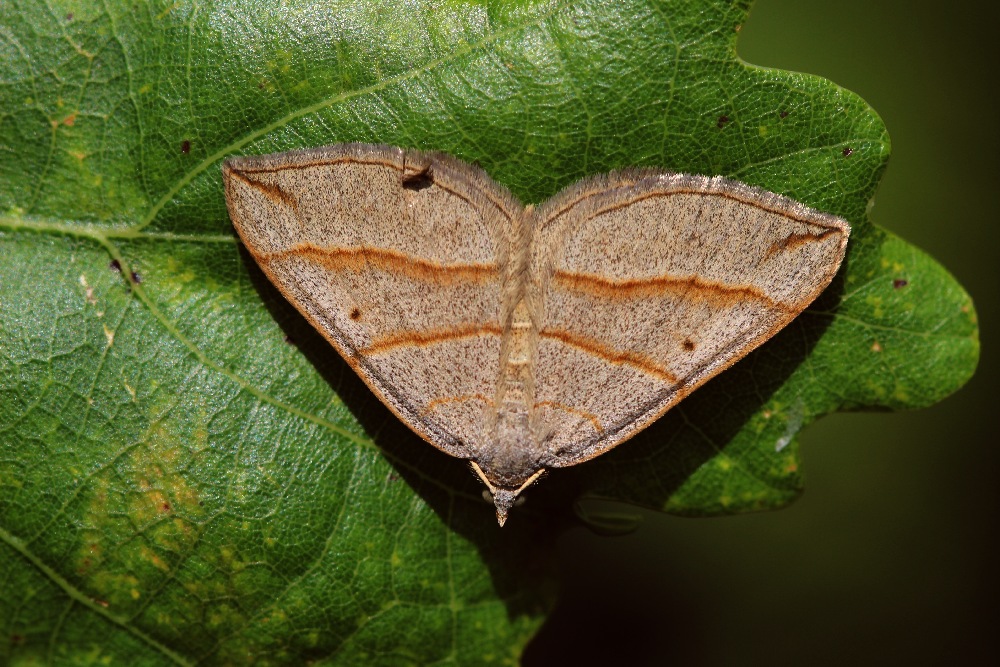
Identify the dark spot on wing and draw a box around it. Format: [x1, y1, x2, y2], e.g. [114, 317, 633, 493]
[402, 167, 434, 191]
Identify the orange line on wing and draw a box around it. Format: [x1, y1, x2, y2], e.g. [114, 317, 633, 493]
[553, 270, 789, 310]
[228, 153, 520, 227]
[233, 155, 402, 173]
[595, 188, 839, 229]
[362, 323, 503, 355]
[534, 401, 604, 434]
[260, 243, 499, 285]
[540, 328, 678, 382]
[228, 169, 299, 209]
[766, 228, 840, 257]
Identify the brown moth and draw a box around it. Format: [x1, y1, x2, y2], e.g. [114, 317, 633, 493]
[222, 143, 849, 525]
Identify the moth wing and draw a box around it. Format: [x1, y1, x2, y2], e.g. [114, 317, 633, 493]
[224, 144, 522, 458]
[530, 172, 849, 466]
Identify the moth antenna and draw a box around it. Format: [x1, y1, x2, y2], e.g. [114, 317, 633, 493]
[470, 462, 545, 526]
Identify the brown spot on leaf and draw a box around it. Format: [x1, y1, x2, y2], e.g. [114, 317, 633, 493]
[682, 339, 696, 351]
[130, 271, 142, 284]
[717, 115, 730, 128]
[109, 259, 122, 272]
[350, 307, 362, 320]
[842, 147, 854, 157]
[181, 140, 191, 154]
[779, 110, 789, 118]
[893, 278, 908, 289]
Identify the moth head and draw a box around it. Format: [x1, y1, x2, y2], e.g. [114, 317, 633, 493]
[470, 461, 545, 527]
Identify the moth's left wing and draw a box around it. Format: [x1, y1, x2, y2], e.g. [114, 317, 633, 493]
[224, 144, 522, 458]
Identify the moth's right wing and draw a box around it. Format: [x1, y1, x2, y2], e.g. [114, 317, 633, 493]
[530, 172, 850, 466]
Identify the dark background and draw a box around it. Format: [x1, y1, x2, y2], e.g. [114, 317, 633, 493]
[524, 1, 996, 664]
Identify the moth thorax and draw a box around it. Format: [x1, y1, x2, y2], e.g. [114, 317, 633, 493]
[485, 404, 541, 486]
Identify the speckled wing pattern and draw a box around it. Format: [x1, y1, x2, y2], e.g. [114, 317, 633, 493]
[224, 144, 522, 461]
[223, 143, 849, 524]
[529, 172, 850, 467]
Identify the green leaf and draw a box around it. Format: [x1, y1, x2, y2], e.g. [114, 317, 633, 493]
[0, 0, 978, 664]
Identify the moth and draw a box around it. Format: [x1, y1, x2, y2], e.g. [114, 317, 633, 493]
[223, 143, 849, 525]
